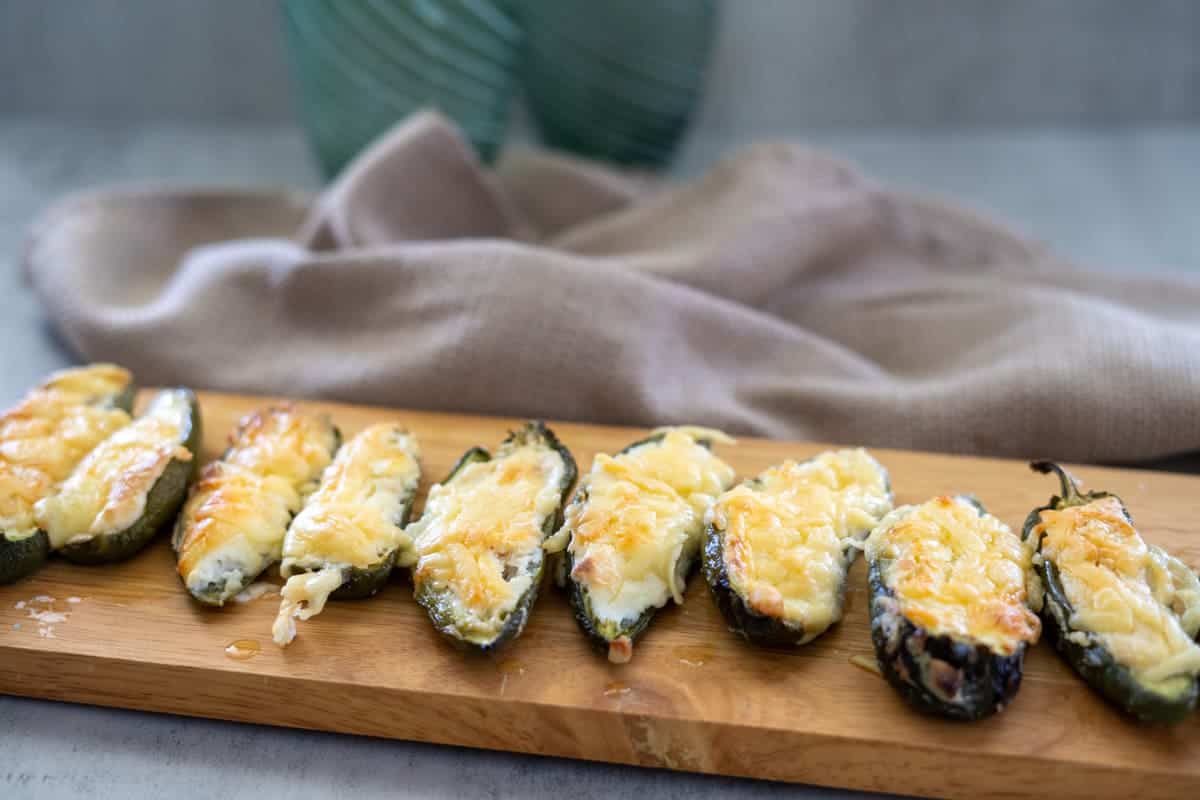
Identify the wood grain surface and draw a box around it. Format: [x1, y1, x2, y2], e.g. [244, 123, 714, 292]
[1, 391, 1198, 799]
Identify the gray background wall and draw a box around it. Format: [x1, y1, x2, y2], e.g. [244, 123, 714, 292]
[2, 0, 1198, 127]
[0, 0, 1198, 279]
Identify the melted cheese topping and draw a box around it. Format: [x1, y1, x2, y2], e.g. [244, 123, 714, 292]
[558, 428, 736, 626]
[282, 425, 421, 572]
[0, 365, 132, 541]
[39, 364, 130, 398]
[272, 568, 344, 646]
[866, 496, 1041, 655]
[176, 464, 299, 582]
[221, 407, 337, 490]
[272, 425, 421, 645]
[175, 407, 336, 595]
[36, 390, 192, 548]
[1034, 497, 1200, 687]
[708, 449, 892, 635]
[408, 442, 566, 639]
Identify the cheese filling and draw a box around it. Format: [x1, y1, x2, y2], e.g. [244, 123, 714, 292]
[177, 465, 299, 593]
[1034, 497, 1200, 688]
[0, 365, 132, 541]
[221, 408, 337, 492]
[175, 407, 337, 597]
[272, 567, 346, 647]
[409, 441, 567, 641]
[554, 428, 736, 627]
[273, 425, 422, 645]
[35, 390, 192, 548]
[38, 364, 131, 401]
[708, 449, 892, 636]
[866, 496, 1041, 655]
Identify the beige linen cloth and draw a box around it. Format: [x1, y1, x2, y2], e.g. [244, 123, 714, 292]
[23, 112, 1200, 462]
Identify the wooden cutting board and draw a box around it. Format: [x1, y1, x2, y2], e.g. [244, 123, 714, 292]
[1, 391, 1197, 800]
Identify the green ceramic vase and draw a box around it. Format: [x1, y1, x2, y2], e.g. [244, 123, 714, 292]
[281, 0, 522, 178]
[516, 0, 719, 168]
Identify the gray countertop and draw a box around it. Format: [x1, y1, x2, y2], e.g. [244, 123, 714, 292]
[2, 117, 1198, 799]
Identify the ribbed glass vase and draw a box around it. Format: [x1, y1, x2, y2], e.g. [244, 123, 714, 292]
[281, 0, 522, 179]
[516, 0, 719, 168]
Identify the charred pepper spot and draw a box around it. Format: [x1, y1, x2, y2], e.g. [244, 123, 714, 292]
[926, 658, 964, 701]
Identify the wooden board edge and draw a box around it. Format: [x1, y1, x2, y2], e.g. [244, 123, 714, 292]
[2, 645, 1192, 800]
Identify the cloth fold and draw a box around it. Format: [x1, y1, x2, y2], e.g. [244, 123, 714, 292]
[23, 111, 1200, 462]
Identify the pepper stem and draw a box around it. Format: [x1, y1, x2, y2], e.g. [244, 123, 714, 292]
[1029, 460, 1084, 504]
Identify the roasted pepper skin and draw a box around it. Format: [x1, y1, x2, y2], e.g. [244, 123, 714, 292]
[1023, 461, 1198, 724]
[0, 372, 137, 583]
[868, 496, 1027, 721]
[59, 389, 202, 565]
[703, 458, 892, 648]
[564, 432, 724, 660]
[415, 422, 576, 654]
